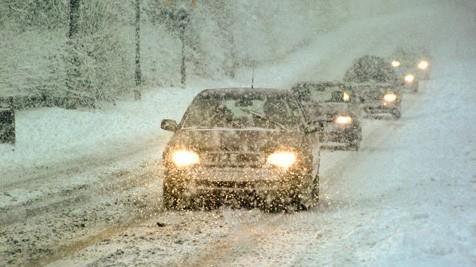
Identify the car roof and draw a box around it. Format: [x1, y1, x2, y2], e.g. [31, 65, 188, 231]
[292, 81, 348, 90]
[197, 87, 292, 98]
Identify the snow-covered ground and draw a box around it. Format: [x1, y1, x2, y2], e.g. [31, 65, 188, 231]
[1, 2, 476, 266]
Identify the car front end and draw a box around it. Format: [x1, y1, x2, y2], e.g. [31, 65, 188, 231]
[319, 113, 362, 150]
[160, 88, 320, 211]
[361, 91, 402, 119]
[399, 71, 419, 93]
[162, 129, 314, 209]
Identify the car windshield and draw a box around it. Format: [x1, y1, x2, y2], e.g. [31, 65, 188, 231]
[358, 87, 391, 100]
[310, 86, 350, 103]
[182, 94, 302, 129]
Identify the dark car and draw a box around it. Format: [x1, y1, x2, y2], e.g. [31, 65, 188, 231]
[292, 81, 362, 151]
[394, 67, 420, 93]
[351, 82, 402, 119]
[160, 88, 320, 211]
[390, 46, 432, 81]
[344, 54, 418, 93]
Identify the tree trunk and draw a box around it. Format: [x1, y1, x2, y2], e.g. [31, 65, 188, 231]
[180, 27, 186, 88]
[134, 0, 142, 100]
[68, 0, 80, 38]
[66, 0, 81, 108]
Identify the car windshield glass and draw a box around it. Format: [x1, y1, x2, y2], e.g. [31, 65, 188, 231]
[310, 86, 349, 103]
[359, 88, 389, 99]
[182, 94, 302, 129]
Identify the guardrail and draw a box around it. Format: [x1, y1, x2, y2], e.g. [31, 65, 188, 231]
[0, 94, 96, 110]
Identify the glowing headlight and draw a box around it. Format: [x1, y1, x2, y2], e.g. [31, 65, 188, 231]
[418, 60, 429, 70]
[343, 92, 350, 102]
[335, 115, 353, 125]
[383, 93, 397, 102]
[391, 60, 401, 67]
[404, 74, 415, 83]
[267, 151, 297, 169]
[171, 150, 199, 167]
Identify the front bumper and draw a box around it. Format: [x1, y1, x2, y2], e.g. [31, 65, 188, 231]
[166, 166, 306, 194]
[401, 81, 419, 92]
[321, 124, 361, 144]
[362, 102, 400, 115]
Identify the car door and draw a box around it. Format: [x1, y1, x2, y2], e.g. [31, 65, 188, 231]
[292, 96, 320, 176]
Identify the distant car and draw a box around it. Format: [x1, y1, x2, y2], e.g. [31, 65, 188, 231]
[390, 46, 432, 80]
[395, 67, 419, 93]
[292, 81, 362, 151]
[344, 54, 419, 93]
[351, 82, 402, 119]
[160, 88, 320, 211]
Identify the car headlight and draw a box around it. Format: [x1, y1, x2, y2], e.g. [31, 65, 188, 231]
[418, 60, 429, 70]
[171, 150, 200, 167]
[404, 74, 415, 83]
[391, 60, 401, 67]
[383, 92, 397, 102]
[335, 115, 353, 125]
[343, 92, 350, 102]
[267, 151, 297, 169]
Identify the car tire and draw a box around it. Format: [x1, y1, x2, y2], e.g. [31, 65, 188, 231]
[349, 140, 360, 151]
[163, 177, 189, 210]
[391, 108, 401, 119]
[413, 81, 419, 93]
[294, 174, 320, 211]
[349, 127, 362, 151]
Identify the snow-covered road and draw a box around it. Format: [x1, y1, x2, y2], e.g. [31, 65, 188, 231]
[44, 56, 476, 266]
[1, 3, 475, 266]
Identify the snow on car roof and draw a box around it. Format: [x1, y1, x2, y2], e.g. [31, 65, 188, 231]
[198, 88, 291, 98]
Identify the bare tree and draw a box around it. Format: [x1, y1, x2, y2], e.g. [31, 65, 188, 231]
[134, 0, 142, 100]
[65, 0, 81, 108]
[68, 0, 80, 38]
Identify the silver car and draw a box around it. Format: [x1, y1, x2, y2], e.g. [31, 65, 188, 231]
[160, 88, 321, 211]
[292, 81, 363, 151]
[351, 83, 402, 119]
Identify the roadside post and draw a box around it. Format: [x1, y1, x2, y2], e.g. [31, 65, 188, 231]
[0, 97, 15, 145]
[177, 8, 190, 88]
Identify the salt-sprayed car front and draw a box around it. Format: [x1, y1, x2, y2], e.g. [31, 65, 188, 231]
[351, 83, 402, 119]
[160, 88, 320, 211]
[292, 82, 362, 150]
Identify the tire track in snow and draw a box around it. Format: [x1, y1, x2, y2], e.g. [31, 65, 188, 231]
[0, 161, 164, 266]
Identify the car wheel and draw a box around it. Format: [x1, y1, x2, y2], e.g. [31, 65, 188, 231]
[391, 108, 401, 119]
[349, 129, 362, 151]
[413, 82, 419, 93]
[163, 178, 189, 210]
[294, 174, 320, 211]
[349, 140, 360, 151]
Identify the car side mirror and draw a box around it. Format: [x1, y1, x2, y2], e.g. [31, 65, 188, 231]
[304, 123, 319, 134]
[161, 119, 178, 132]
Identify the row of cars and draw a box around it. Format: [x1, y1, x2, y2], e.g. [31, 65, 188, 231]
[159, 48, 431, 211]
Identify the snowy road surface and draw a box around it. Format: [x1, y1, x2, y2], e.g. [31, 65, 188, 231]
[44, 58, 476, 266]
[1, 3, 476, 267]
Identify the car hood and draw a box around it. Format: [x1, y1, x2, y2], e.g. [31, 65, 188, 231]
[166, 128, 303, 153]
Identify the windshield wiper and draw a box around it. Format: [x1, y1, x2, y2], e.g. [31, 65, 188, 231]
[239, 108, 286, 129]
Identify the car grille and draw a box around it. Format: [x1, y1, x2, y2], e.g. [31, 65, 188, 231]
[195, 180, 254, 188]
[201, 152, 265, 168]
